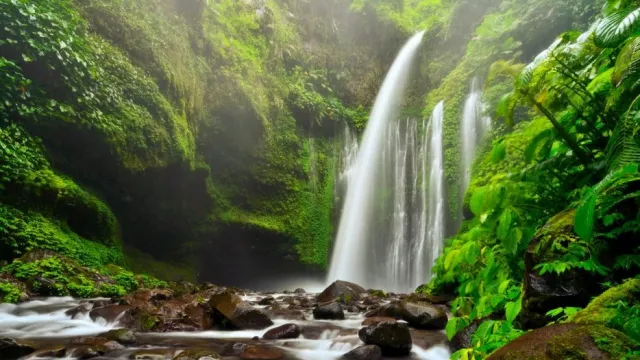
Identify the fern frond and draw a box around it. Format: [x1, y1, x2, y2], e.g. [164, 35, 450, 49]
[605, 107, 640, 169]
[594, 7, 640, 48]
[613, 36, 640, 88]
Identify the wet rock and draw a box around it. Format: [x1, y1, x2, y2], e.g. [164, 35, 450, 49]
[127, 288, 174, 306]
[265, 309, 306, 321]
[399, 301, 447, 330]
[231, 304, 274, 329]
[313, 302, 345, 320]
[263, 324, 301, 340]
[362, 317, 396, 326]
[450, 321, 480, 352]
[102, 329, 137, 345]
[294, 288, 306, 294]
[170, 281, 198, 297]
[341, 345, 382, 360]
[222, 342, 249, 356]
[317, 280, 366, 303]
[258, 296, 275, 305]
[0, 338, 36, 359]
[209, 290, 273, 330]
[29, 345, 67, 358]
[366, 289, 387, 298]
[362, 297, 380, 306]
[410, 329, 448, 350]
[173, 349, 221, 360]
[71, 345, 107, 359]
[240, 345, 283, 359]
[66, 304, 92, 318]
[90, 305, 133, 323]
[130, 348, 179, 359]
[486, 324, 634, 360]
[347, 306, 359, 313]
[364, 302, 402, 319]
[405, 292, 454, 305]
[520, 210, 602, 329]
[358, 321, 412, 356]
[572, 278, 640, 328]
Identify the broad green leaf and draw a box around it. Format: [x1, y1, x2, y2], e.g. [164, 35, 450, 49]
[505, 300, 522, 323]
[575, 190, 597, 241]
[470, 188, 485, 216]
[497, 209, 513, 240]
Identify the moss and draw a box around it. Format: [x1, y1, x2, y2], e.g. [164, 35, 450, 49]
[572, 279, 640, 344]
[487, 324, 636, 360]
[140, 313, 159, 331]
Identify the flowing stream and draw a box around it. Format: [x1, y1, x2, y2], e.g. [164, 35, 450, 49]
[327, 31, 426, 291]
[0, 296, 450, 360]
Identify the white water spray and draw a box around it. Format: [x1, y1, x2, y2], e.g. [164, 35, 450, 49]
[423, 101, 445, 281]
[460, 78, 491, 194]
[327, 31, 425, 290]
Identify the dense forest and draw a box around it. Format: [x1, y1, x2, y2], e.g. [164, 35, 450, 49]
[1, 0, 640, 359]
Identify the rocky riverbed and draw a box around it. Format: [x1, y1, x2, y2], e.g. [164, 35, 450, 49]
[0, 281, 452, 360]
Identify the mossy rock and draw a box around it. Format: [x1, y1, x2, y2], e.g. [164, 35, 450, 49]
[520, 210, 603, 329]
[572, 279, 640, 343]
[487, 324, 636, 360]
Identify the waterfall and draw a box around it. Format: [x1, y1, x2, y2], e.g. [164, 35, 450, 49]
[327, 31, 425, 291]
[334, 124, 359, 204]
[423, 101, 445, 282]
[460, 78, 491, 194]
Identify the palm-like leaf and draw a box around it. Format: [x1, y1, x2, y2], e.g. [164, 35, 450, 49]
[594, 7, 640, 48]
[613, 36, 640, 88]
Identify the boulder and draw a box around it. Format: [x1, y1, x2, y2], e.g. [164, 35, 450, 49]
[364, 302, 402, 319]
[405, 292, 454, 305]
[101, 329, 136, 345]
[173, 349, 221, 360]
[231, 304, 274, 330]
[450, 320, 480, 352]
[294, 288, 306, 294]
[520, 210, 602, 329]
[69, 345, 106, 359]
[341, 345, 382, 360]
[262, 324, 301, 340]
[28, 345, 67, 358]
[358, 321, 412, 356]
[240, 345, 283, 359]
[362, 317, 397, 326]
[313, 302, 345, 320]
[572, 278, 640, 328]
[209, 290, 273, 330]
[486, 324, 635, 360]
[0, 338, 36, 359]
[317, 281, 366, 303]
[258, 296, 275, 305]
[399, 301, 447, 330]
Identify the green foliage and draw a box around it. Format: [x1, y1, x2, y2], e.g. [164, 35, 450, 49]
[545, 306, 582, 323]
[0, 282, 22, 303]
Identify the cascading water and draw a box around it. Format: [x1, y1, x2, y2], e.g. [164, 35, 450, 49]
[460, 78, 492, 194]
[423, 101, 445, 282]
[334, 124, 359, 205]
[327, 32, 426, 291]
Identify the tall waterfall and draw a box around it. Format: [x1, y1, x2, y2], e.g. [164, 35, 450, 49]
[327, 31, 426, 291]
[460, 78, 491, 193]
[423, 101, 445, 282]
